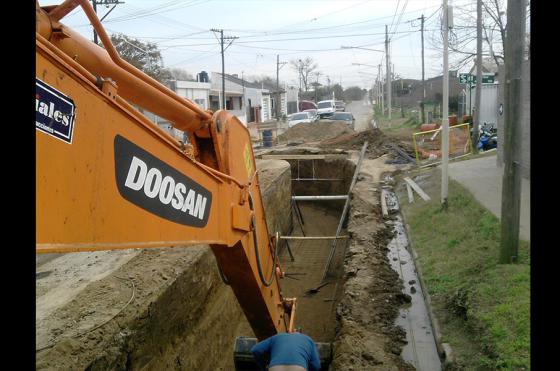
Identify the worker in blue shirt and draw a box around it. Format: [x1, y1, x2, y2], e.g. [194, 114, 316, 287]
[251, 332, 322, 371]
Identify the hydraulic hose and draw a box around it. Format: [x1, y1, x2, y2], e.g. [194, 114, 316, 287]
[248, 192, 278, 287]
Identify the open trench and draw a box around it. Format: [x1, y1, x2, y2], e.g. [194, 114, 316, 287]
[36, 150, 420, 371]
[275, 157, 355, 343]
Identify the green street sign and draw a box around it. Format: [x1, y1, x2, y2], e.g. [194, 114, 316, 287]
[459, 73, 495, 84]
[459, 73, 470, 84]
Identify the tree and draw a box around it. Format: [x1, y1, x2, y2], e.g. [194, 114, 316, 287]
[290, 57, 318, 92]
[427, 1, 530, 70]
[332, 84, 344, 100]
[343, 86, 365, 101]
[110, 33, 171, 83]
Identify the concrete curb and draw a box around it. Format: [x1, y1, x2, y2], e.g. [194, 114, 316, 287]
[397, 186, 455, 368]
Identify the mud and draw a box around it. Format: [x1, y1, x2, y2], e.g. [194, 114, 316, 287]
[329, 155, 414, 370]
[278, 203, 348, 342]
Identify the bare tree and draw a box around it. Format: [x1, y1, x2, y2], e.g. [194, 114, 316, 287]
[290, 57, 318, 92]
[427, 1, 530, 71]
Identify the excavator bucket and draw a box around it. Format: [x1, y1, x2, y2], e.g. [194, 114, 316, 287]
[233, 336, 333, 370]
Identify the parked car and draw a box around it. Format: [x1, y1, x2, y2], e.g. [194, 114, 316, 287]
[303, 108, 319, 121]
[334, 100, 346, 112]
[288, 112, 314, 128]
[317, 100, 336, 118]
[331, 112, 355, 129]
[298, 100, 318, 111]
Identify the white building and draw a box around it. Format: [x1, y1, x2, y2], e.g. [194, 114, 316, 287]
[210, 72, 283, 124]
[174, 80, 211, 110]
[465, 58, 500, 129]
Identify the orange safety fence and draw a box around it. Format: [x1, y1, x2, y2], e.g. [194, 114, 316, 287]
[412, 123, 473, 166]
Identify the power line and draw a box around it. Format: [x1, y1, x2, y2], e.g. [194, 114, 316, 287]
[390, 0, 409, 41]
[211, 28, 238, 110]
[388, 0, 402, 37]
[167, 29, 429, 48]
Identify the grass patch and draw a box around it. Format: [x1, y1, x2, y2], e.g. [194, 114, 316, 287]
[401, 179, 530, 370]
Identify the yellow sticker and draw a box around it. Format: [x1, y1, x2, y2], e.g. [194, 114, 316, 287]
[243, 144, 254, 179]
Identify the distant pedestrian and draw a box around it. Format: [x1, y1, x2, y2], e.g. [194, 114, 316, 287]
[251, 332, 321, 371]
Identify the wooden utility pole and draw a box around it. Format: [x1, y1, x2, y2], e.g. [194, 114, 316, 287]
[92, 0, 98, 44]
[420, 14, 426, 124]
[473, 0, 483, 153]
[441, 0, 450, 208]
[500, 0, 526, 264]
[211, 29, 238, 110]
[379, 64, 384, 115]
[385, 25, 392, 119]
[91, 1, 124, 45]
[276, 55, 287, 120]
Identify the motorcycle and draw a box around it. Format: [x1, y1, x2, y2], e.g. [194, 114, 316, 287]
[477, 123, 497, 151]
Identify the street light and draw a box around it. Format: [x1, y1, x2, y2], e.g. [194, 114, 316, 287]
[341, 46, 384, 53]
[352, 63, 377, 68]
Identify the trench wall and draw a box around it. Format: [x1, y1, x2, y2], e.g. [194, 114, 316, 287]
[36, 160, 292, 371]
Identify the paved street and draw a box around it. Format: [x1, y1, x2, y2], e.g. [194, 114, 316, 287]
[345, 98, 373, 132]
[446, 154, 530, 241]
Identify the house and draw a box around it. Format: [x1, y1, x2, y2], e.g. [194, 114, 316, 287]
[171, 79, 211, 110]
[210, 72, 247, 123]
[391, 71, 463, 108]
[285, 85, 299, 114]
[260, 81, 288, 119]
[469, 57, 499, 76]
[210, 72, 279, 125]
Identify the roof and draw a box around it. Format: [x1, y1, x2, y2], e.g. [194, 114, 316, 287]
[213, 72, 263, 89]
[469, 58, 499, 75]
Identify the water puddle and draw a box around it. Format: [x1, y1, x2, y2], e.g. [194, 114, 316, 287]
[385, 188, 442, 371]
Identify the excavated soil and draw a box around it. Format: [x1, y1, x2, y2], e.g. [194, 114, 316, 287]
[319, 128, 416, 161]
[277, 121, 354, 144]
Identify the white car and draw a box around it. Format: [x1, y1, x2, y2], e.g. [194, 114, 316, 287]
[288, 112, 314, 128]
[302, 109, 319, 121]
[316, 100, 336, 118]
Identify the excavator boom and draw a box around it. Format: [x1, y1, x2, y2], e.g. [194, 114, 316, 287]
[36, 0, 290, 341]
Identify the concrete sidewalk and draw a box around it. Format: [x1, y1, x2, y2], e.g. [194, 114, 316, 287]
[446, 154, 530, 241]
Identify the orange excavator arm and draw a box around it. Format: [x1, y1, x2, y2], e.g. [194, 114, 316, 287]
[36, 0, 292, 340]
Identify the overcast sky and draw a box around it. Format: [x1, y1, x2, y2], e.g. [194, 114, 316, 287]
[41, 0, 482, 89]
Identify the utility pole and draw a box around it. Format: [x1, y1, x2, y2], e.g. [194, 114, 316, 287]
[298, 59, 303, 92]
[91, 1, 124, 45]
[276, 55, 287, 120]
[385, 25, 392, 120]
[211, 29, 238, 110]
[441, 0, 450, 208]
[473, 0, 483, 153]
[419, 14, 426, 124]
[379, 64, 384, 115]
[500, 0, 526, 264]
[92, 0, 98, 44]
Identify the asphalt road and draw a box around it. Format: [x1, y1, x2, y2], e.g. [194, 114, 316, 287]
[345, 99, 373, 132]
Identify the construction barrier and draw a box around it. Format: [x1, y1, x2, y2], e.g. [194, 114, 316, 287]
[412, 122, 473, 166]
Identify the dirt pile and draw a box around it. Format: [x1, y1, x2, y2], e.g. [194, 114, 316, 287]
[277, 121, 354, 144]
[330, 157, 414, 370]
[319, 128, 416, 161]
